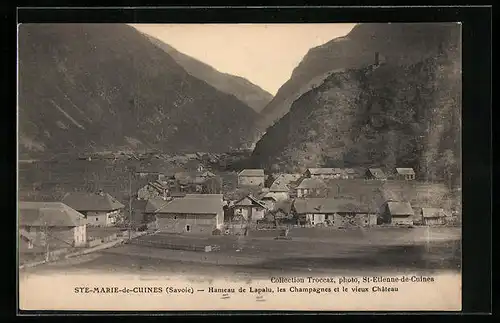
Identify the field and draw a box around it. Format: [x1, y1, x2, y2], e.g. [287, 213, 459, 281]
[22, 227, 461, 280]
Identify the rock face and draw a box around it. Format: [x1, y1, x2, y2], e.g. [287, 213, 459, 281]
[18, 24, 259, 158]
[145, 35, 274, 113]
[252, 23, 461, 186]
[258, 23, 461, 130]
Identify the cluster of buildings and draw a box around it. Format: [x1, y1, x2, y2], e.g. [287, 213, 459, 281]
[18, 165, 457, 257]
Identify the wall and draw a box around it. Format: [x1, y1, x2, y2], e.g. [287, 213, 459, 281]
[238, 175, 265, 187]
[156, 213, 217, 235]
[306, 213, 326, 226]
[72, 224, 87, 247]
[22, 226, 76, 248]
[391, 216, 414, 225]
[234, 206, 264, 222]
[332, 213, 378, 228]
[87, 209, 120, 227]
[423, 217, 445, 225]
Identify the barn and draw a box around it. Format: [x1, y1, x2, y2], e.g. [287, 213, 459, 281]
[154, 194, 224, 235]
[292, 198, 378, 228]
[383, 201, 415, 225]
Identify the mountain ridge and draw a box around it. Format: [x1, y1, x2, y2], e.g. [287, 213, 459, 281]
[18, 23, 259, 159]
[143, 34, 274, 113]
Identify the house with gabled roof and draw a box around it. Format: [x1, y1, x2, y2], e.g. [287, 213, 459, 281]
[421, 207, 448, 225]
[19, 201, 88, 249]
[232, 194, 267, 222]
[395, 168, 416, 180]
[365, 168, 387, 180]
[62, 191, 125, 227]
[382, 201, 414, 225]
[292, 198, 378, 228]
[153, 194, 224, 235]
[296, 178, 328, 198]
[237, 169, 265, 187]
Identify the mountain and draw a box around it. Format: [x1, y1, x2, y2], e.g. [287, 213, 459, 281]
[18, 24, 259, 159]
[144, 34, 273, 113]
[252, 23, 461, 186]
[258, 23, 461, 130]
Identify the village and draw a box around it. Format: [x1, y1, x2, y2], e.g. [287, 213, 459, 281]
[18, 155, 461, 268]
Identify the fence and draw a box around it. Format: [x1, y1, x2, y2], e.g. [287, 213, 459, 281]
[129, 238, 219, 252]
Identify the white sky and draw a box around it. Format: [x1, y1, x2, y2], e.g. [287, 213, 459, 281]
[130, 24, 356, 95]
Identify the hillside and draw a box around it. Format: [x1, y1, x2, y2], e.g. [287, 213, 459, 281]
[258, 23, 461, 130]
[18, 24, 259, 159]
[144, 34, 273, 113]
[251, 38, 461, 186]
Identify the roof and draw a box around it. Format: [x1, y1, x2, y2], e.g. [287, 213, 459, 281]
[238, 169, 264, 177]
[386, 201, 414, 216]
[233, 195, 266, 208]
[19, 202, 87, 227]
[269, 182, 289, 192]
[185, 194, 223, 199]
[297, 178, 327, 189]
[293, 198, 376, 214]
[62, 192, 125, 212]
[367, 168, 387, 179]
[307, 168, 347, 176]
[421, 207, 446, 218]
[155, 196, 223, 215]
[396, 168, 416, 175]
[144, 198, 169, 213]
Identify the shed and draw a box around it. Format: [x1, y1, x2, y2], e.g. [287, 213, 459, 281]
[365, 168, 387, 180]
[232, 195, 267, 222]
[396, 168, 416, 180]
[421, 207, 447, 225]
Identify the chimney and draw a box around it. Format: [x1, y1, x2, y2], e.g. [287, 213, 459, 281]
[374, 52, 380, 66]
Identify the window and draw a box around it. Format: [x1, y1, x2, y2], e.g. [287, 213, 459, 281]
[95, 218, 99, 221]
[186, 225, 191, 232]
[174, 216, 177, 220]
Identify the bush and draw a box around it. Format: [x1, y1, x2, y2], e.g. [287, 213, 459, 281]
[212, 229, 222, 236]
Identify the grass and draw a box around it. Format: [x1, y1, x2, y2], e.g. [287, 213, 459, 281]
[24, 226, 461, 278]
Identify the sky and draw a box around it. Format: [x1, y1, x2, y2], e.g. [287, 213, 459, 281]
[130, 24, 356, 95]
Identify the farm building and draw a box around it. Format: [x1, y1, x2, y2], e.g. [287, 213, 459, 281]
[421, 207, 448, 225]
[268, 179, 291, 201]
[257, 192, 278, 210]
[292, 198, 378, 228]
[62, 191, 125, 227]
[382, 201, 415, 225]
[365, 168, 387, 180]
[19, 201, 88, 249]
[395, 168, 416, 180]
[232, 194, 267, 222]
[137, 180, 169, 200]
[154, 194, 224, 235]
[296, 178, 328, 198]
[237, 169, 265, 187]
[304, 168, 349, 180]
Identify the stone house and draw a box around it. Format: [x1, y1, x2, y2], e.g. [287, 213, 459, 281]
[62, 191, 125, 227]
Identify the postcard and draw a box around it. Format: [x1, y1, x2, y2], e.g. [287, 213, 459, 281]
[17, 21, 462, 312]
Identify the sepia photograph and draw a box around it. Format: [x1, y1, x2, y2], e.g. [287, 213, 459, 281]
[17, 21, 462, 311]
